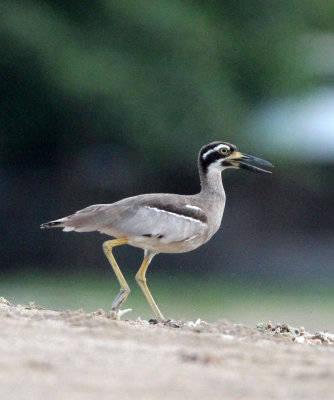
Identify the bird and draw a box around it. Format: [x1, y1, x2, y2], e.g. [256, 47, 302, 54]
[41, 141, 273, 322]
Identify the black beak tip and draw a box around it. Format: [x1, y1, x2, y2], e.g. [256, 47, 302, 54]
[238, 160, 273, 174]
[238, 153, 274, 174]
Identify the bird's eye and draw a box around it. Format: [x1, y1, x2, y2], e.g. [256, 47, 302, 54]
[219, 147, 229, 155]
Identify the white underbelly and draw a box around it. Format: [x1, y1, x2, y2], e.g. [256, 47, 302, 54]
[127, 234, 207, 254]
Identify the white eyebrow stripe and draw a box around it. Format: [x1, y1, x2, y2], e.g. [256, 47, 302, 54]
[145, 206, 206, 225]
[202, 144, 230, 160]
[185, 205, 203, 212]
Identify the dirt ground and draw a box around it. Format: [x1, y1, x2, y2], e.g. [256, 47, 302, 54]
[1, 298, 334, 400]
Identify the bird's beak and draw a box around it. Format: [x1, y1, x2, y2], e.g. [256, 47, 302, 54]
[227, 151, 274, 174]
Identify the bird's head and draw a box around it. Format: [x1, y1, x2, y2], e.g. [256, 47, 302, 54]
[199, 141, 273, 174]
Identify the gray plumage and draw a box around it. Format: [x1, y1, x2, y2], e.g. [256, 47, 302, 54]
[41, 186, 225, 254]
[41, 141, 272, 321]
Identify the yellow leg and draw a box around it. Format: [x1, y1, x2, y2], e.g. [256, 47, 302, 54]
[135, 252, 165, 322]
[103, 239, 130, 311]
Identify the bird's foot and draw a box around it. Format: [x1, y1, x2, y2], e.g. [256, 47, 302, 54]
[111, 288, 130, 311]
[148, 318, 160, 325]
[163, 319, 181, 328]
[148, 318, 180, 328]
[108, 308, 132, 320]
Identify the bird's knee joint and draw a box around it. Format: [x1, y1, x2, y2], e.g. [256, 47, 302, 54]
[103, 241, 113, 252]
[135, 275, 146, 284]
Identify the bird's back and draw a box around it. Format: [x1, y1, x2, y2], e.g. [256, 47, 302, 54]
[42, 191, 226, 254]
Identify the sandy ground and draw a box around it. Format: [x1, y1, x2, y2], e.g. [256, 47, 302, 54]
[1, 299, 334, 400]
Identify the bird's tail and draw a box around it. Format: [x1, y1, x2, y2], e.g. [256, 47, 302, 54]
[40, 217, 72, 230]
[40, 204, 107, 232]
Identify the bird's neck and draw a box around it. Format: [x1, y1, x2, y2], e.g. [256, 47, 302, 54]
[198, 167, 225, 198]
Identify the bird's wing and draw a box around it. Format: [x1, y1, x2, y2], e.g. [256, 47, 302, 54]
[55, 194, 208, 243]
[103, 197, 207, 243]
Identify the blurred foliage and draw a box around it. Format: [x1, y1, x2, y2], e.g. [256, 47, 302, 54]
[1, 0, 334, 279]
[1, 0, 333, 167]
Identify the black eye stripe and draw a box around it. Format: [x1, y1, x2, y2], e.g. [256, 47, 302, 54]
[198, 142, 237, 174]
[199, 151, 222, 173]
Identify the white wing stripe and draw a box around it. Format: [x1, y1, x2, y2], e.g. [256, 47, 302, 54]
[185, 205, 203, 212]
[185, 235, 198, 242]
[145, 206, 206, 225]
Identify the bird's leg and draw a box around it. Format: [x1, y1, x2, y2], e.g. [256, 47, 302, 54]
[103, 239, 131, 315]
[135, 251, 165, 322]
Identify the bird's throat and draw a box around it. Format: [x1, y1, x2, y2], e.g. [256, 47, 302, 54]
[199, 168, 225, 198]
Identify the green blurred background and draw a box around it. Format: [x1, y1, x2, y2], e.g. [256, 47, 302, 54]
[1, 0, 334, 330]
